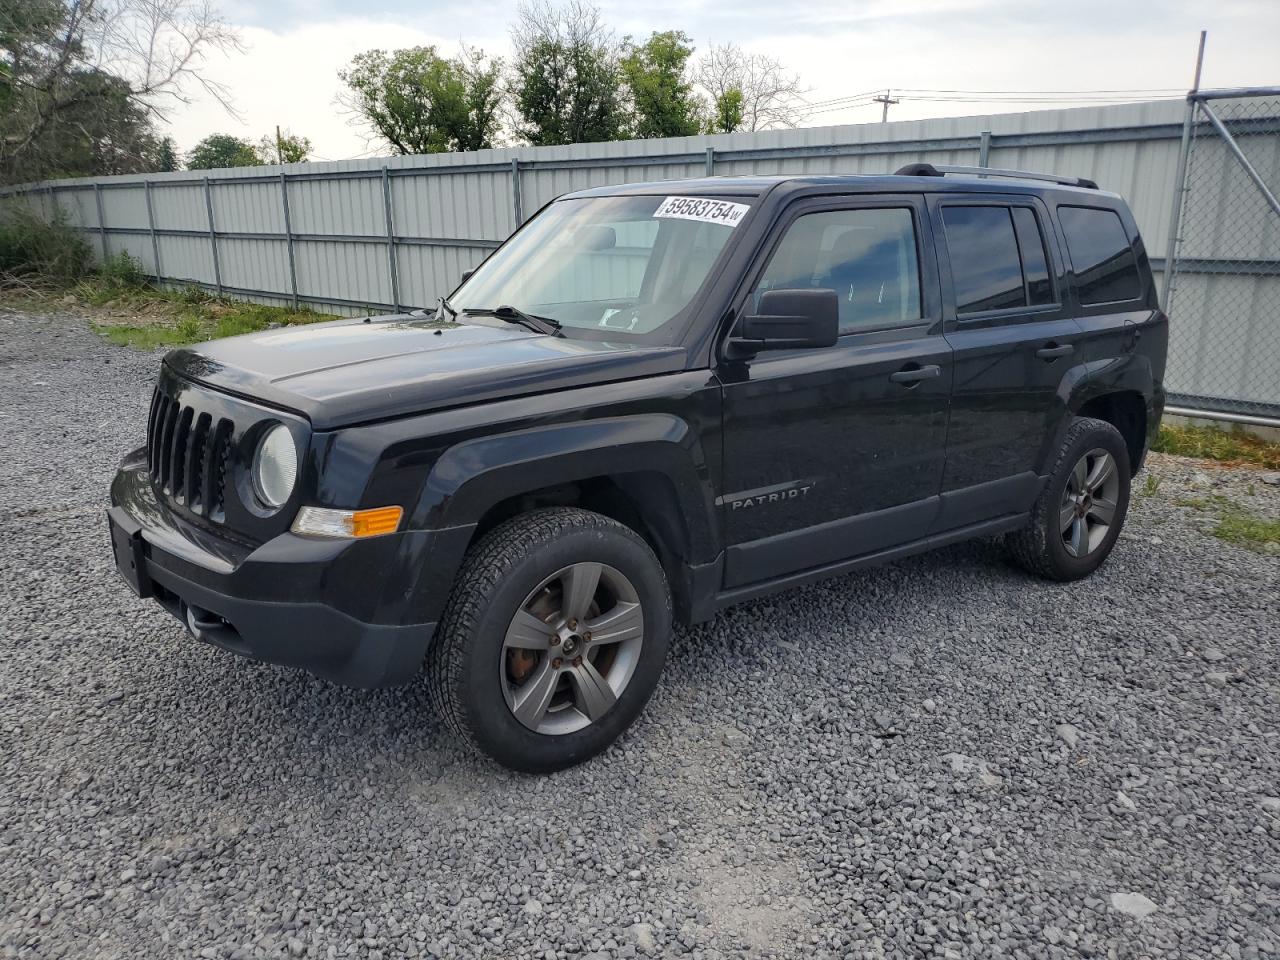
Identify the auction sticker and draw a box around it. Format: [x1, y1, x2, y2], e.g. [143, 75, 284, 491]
[654, 196, 750, 227]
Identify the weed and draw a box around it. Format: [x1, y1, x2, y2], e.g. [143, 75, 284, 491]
[1213, 508, 1280, 553]
[1140, 473, 1162, 497]
[1173, 494, 1280, 554]
[0, 208, 93, 282]
[1154, 424, 1280, 470]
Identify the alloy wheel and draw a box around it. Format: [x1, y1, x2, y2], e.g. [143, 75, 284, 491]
[500, 562, 645, 735]
[1060, 448, 1121, 558]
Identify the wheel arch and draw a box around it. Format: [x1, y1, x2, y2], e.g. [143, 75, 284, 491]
[1049, 353, 1156, 474]
[406, 414, 720, 625]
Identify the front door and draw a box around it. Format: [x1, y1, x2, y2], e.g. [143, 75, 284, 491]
[927, 195, 1083, 531]
[718, 196, 952, 589]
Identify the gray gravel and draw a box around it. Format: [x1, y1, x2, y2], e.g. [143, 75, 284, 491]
[2, 305, 1279, 960]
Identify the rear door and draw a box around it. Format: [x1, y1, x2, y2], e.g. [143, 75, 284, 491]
[718, 195, 952, 588]
[928, 194, 1081, 531]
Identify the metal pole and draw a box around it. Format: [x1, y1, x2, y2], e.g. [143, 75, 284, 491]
[1160, 30, 1207, 309]
[280, 172, 299, 309]
[93, 183, 108, 260]
[705, 146, 715, 177]
[1164, 405, 1280, 429]
[510, 157, 523, 225]
[381, 166, 401, 313]
[977, 131, 991, 169]
[144, 181, 162, 281]
[1197, 100, 1280, 218]
[203, 177, 222, 295]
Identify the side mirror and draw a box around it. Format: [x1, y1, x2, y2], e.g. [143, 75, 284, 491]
[730, 288, 839, 355]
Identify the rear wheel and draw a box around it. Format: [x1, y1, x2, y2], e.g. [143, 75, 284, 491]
[1006, 417, 1132, 581]
[427, 507, 671, 773]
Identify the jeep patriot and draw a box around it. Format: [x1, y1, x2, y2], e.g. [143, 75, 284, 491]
[109, 164, 1168, 772]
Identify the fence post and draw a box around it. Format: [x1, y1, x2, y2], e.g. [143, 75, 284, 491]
[705, 146, 715, 176]
[1162, 30, 1207, 310]
[511, 158, 523, 226]
[144, 181, 162, 281]
[280, 172, 299, 310]
[203, 177, 223, 295]
[381, 166, 401, 313]
[93, 183, 108, 260]
[977, 131, 991, 168]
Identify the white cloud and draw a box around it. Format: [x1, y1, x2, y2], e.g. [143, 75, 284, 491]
[161, 19, 510, 160]
[161, 3, 1280, 160]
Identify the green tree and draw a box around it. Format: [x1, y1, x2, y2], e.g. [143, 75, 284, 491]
[1, 0, 240, 184]
[705, 88, 744, 134]
[187, 134, 262, 170]
[339, 45, 502, 154]
[154, 137, 178, 172]
[259, 129, 311, 164]
[511, 0, 629, 146]
[620, 31, 701, 139]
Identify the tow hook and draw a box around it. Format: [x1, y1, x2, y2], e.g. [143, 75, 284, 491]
[182, 602, 225, 643]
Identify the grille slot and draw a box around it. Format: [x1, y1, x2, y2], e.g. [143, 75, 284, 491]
[145, 386, 235, 523]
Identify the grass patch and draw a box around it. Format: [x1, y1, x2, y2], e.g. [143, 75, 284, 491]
[1, 248, 334, 348]
[90, 299, 333, 348]
[1154, 423, 1280, 470]
[1175, 495, 1280, 554]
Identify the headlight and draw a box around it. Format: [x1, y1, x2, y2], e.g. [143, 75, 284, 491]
[252, 424, 297, 509]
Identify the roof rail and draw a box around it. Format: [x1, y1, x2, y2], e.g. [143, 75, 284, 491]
[893, 162, 1098, 190]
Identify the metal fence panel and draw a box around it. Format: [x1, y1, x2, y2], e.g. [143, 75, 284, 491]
[5, 97, 1280, 418]
[1166, 92, 1280, 417]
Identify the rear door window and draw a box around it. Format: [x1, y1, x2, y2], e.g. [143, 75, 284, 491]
[1011, 207, 1055, 306]
[942, 206, 1027, 314]
[1058, 205, 1142, 304]
[943, 204, 1061, 315]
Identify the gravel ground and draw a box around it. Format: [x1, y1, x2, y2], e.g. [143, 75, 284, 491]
[2, 305, 1279, 960]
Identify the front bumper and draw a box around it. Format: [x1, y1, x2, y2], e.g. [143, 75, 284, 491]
[108, 449, 461, 688]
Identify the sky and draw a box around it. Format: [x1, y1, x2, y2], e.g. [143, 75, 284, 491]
[161, 0, 1280, 161]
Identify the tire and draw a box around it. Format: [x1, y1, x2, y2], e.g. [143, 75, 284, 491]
[426, 507, 671, 773]
[1006, 416, 1132, 582]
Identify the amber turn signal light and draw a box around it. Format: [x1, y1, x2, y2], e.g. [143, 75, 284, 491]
[291, 505, 404, 539]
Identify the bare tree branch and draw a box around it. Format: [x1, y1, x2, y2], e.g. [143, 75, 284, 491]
[693, 42, 810, 132]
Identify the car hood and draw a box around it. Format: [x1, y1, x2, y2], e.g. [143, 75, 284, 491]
[164, 314, 687, 429]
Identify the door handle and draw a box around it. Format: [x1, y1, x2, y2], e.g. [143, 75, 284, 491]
[889, 364, 941, 385]
[1036, 342, 1074, 360]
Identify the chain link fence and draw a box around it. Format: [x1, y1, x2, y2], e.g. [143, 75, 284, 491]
[1165, 91, 1280, 421]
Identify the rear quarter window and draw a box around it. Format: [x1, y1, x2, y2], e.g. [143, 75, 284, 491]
[1058, 206, 1143, 305]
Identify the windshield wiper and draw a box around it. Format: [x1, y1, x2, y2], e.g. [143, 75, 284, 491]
[463, 304, 562, 336]
[437, 296, 457, 320]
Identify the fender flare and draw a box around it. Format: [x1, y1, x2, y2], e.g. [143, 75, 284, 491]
[1036, 353, 1155, 473]
[403, 414, 718, 623]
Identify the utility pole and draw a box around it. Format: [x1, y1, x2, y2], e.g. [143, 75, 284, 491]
[873, 89, 899, 123]
[275, 124, 284, 165]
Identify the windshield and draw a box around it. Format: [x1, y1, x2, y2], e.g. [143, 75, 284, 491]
[449, 194, 752, 343]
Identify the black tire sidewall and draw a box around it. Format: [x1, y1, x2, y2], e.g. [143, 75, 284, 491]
[458, 525, 671, 773]
[1044, 423, 1132, 579]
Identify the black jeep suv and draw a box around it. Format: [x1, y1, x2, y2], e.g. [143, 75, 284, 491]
[109, 164, 1167, 772]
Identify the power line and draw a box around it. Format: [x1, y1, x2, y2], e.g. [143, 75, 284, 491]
[803, 86, 1188, 111]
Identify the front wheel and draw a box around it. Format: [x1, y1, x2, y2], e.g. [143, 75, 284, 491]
[426, 507, 671, 773]
[1006, 416, 1132, 581]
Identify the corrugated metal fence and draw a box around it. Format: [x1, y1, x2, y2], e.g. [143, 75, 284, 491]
[2, 98, 1277, 418]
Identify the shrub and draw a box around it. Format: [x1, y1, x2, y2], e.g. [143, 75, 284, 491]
[0, 207, 94, 282]
[96, 251, 147, 291]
